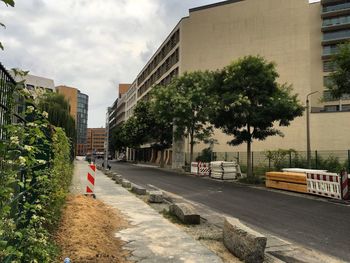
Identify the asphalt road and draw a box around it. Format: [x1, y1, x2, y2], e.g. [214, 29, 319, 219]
[102, 161, 350, 261]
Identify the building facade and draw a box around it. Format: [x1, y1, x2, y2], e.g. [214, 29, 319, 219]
[57, 85, 89, 156]
[121, 0, 350, 168]
[11, 72, 55, 99]
[87, 128, 106, 156]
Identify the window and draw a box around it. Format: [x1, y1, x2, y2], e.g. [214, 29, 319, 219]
[323, 15, 350, 27]
[323, 29, 350, 41]
[323, 76, 333, 87]
[323, 61, 336, 72]
[324, 105, 339, 112]
[323, 45, 339, 56]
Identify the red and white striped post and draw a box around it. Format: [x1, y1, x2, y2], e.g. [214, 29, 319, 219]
[86, 162, 96, 197]
[340, 170, 349, 200]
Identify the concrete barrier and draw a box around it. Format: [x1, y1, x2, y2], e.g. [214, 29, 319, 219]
[223, 217, 266, 263]
[131, 184, 147, 195]
[169, 203, 200, 225]
[148, 191, 163, 203]
[121, 179, 131, 189]
[115, 175, 123, 184]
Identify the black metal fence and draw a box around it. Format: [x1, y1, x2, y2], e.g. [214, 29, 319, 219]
[187, 150, 350, 174]
[0, 62, 16, 140]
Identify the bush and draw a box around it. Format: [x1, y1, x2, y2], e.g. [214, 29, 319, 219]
[195, 147, 212, 163]
[0, 107, 73, 262]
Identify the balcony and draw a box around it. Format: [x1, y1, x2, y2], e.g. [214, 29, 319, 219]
[322, 2, 350, 18]
[322, 28, 350, 44]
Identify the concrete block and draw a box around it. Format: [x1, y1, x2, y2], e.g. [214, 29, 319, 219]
[169, 203, 200, 225]
[223, 217, 266, 263]
[115, 175, 123, 184]
[131, 184, 147, 195]
[122, 179, 131, 189]
[112, 173, 120, 181]
[148, 191, 163, 203]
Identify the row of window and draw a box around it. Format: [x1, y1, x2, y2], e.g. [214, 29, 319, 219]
[323, 61, 336, 72]
[323, 44, 339, 56]
[137, 30, 180, 85]
[323, 90, 350, 101]
[323, 28, 350, 41]
[137, 49, 179, 97]
[323, 2, 350, 13]
[323, 14, 350, 27]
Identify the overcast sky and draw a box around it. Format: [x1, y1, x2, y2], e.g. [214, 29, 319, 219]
[0, 0, 320, 128]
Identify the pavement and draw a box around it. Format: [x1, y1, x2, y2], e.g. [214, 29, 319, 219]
[72, 159, 223, 263]
[98, 160, 350, 262]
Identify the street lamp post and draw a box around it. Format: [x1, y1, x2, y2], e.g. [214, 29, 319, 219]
[306, 91, 319, 168]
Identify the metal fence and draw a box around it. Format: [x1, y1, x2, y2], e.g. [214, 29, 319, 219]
[186, 150, 350, 175]
[0, 62, 16, 140]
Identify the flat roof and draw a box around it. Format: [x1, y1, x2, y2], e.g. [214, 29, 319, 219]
[189, 0, 244, 13]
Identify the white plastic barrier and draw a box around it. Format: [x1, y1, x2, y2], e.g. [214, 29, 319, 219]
[306, 170, 349, 200]
[210, 161, 242, 180]
[191, 162, 210, 177]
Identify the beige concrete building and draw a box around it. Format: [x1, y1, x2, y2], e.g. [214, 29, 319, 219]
[123, 0, 350, 168]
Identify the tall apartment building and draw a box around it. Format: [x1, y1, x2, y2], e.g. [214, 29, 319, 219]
[87, 128, 106, 156]
[57, 86, 89, 156]
[123, 0, 350, 168]
[108, 84, 131, 131]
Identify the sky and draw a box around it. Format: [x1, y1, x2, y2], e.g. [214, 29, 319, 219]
[0, 0, 320, 128]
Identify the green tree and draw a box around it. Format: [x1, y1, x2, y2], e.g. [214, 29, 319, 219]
[0, 0, 15, 50]
[38, 93, 76, 158]
[152, 72, 215, 165]
[210, 56, 304, 177]
[110, 124, 128, 156]
[133, 99, 173, 168]
[327, 42, 350, 98]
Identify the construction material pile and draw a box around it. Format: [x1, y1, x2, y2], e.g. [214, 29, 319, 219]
[265, 171, 307, 193]
[210, 161, 242, 180]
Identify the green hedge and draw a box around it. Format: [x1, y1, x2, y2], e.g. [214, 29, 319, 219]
[0, 106, 73, 262]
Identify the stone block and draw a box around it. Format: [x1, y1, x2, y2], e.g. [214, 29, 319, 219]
[148, 191, 163, 203]
[115, 175, 123, 184]
[131, 184, 147, 195]
[112, 173, 119, 181]
[169, 203, 200, 225]
[122, 179, 131, 188]
[223, 217, 266, 263]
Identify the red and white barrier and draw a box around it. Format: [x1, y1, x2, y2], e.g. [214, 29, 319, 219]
[191, 162, 210, 177]
[86, 162, 96, 195]
[306, 171, 349, 200]
[198, 162, 210, 176]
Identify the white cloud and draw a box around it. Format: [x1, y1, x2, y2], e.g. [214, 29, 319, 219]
[0, 0, 320, 127]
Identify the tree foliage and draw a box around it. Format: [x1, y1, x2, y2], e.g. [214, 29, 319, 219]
[210, 56, 304, 177]
[152, 72, 215, 164]
[327, 42, 350, 98]
[38, 92, 76, 158]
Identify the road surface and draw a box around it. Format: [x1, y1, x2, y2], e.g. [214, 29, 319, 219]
[101, 161, 350, 261]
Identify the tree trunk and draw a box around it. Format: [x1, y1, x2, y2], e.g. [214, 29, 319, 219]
[189, 131, 194, 165]
[247, 140, 253, 177]
[247, 125, 253, 178]
[160, 149, 165, 168]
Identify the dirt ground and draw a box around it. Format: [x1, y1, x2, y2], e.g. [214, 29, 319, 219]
[55, 195, 130, 263]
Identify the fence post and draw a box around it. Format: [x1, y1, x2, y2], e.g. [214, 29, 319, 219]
[315, 150, 318, 169]
[289, 151, 292, 168]
[225, 152, 227, 161]
[268, 156, 271, 170]
[237, 152, 240, 164]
